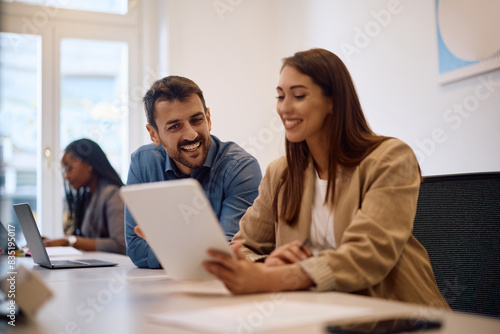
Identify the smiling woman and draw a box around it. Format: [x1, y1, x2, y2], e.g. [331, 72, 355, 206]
[203, 48, 450, 310]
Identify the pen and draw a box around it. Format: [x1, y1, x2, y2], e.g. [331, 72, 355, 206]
[299, 238, 309, 251]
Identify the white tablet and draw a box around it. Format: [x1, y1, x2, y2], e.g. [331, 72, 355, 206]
[120, 179, 235, 280]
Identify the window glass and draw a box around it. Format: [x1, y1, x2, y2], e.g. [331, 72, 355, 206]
[3, 0, 128, 15]
[60, 38, 128, 178]
[0, 32, 39, 245]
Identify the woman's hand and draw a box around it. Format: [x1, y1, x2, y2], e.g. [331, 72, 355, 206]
[44, 238, 69, 247]
[264, 239, 312, 266]
[203, 241, 315, 294]
[203, 241, 267, 294]
[44, 236, 97, 251]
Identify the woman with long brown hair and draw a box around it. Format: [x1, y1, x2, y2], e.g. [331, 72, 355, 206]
[204, 48, 449, 308]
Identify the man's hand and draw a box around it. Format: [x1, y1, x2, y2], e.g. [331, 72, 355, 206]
[134, 225, 148, 243]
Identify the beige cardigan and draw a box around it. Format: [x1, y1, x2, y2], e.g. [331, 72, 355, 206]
[233, 139, 449, 309]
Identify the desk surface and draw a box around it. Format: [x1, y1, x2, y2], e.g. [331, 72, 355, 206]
[1, 252, 499, 334]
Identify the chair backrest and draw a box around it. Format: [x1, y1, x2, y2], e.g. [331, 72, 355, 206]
[412, 172, 500, 319]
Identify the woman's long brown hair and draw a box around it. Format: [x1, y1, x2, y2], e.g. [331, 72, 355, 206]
[273, 48, 391, 226]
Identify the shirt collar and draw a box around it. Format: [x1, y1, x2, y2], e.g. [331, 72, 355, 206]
[203, 136, 216, 168]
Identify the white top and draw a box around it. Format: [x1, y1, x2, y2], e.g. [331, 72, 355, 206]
[309, 170, 336, 255]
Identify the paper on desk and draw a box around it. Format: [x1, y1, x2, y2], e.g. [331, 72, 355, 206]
[46, 246, 83, 257]
[137, 278, 232, 296]
[149, 300, 371, 333]
[165, 279, 231, 295]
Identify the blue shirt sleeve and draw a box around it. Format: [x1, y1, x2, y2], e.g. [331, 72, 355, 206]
[218, 156, 262, 241]
[125, 150, 162, 269]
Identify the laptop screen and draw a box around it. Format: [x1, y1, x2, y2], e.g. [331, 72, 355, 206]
[0, 220, 19, 254]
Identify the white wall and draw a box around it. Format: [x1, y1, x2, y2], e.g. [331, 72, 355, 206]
[160, 0, 286, 172]
[155, 0, 500, 176]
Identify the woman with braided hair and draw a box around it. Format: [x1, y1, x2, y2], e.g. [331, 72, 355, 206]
[44, 138, 126, 254]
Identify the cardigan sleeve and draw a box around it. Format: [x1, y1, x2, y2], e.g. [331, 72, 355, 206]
[231, 158, 285, 261]
[299, 139, 421, 292]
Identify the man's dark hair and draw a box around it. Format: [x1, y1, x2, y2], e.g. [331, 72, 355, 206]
[143, 76, 207, 130]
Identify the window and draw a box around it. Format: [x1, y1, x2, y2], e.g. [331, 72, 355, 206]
[0, 32, 39, 243]
[0, 0, 152, 237]
[60, 38, 128, 176]
[3, 0, 128, 15]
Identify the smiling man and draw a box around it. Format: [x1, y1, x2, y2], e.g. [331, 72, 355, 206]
[125, 76, 262, 268]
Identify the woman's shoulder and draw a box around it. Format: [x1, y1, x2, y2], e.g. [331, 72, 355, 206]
[367, 138, 415, 160]
[263, 156, 288, 180]
[358, 138, 420, 179]
[96, 182, 123, 203]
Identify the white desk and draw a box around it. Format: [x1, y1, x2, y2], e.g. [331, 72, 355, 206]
[2, 252, 500, 334]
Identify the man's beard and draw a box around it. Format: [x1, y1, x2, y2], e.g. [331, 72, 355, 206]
[164, 135, 211, 173]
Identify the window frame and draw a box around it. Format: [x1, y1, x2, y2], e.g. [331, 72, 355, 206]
[0, 0, 152, 236]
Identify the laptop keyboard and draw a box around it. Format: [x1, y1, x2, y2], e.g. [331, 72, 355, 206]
[51, 260, 90, 266]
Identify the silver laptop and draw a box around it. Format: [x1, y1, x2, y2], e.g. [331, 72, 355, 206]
[120, 178, 235, 280]
[13, 203, 117, 269]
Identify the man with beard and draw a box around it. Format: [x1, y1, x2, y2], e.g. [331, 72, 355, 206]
[125, 76, 262, 268]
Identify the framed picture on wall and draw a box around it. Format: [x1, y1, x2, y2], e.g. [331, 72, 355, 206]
[436, 0, 500, 85]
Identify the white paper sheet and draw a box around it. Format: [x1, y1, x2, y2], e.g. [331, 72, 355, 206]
[149, 300, 371, 333]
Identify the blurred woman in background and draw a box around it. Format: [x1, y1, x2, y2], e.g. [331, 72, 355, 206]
[44, 138, 126, 254]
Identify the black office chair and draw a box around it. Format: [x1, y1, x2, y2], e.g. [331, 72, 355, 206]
[412, 172, 500, 319]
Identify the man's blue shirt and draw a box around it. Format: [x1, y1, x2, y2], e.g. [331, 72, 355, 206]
[125, 135, 262, 268]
